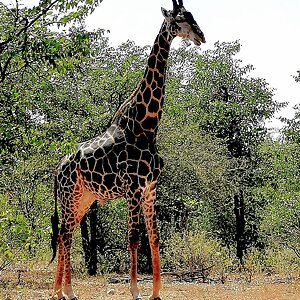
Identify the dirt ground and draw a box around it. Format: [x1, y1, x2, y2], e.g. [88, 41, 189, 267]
[0, 265, 300, 300]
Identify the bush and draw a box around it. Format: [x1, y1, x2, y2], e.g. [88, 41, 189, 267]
[242, 244, 300, 280]
[264, 244, 300, 275]
[162, 231, 234, 282]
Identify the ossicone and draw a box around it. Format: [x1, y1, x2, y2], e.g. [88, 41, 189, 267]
[172, 0, 184, 13]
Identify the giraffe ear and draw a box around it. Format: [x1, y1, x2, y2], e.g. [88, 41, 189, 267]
[161, 7, 172, 19]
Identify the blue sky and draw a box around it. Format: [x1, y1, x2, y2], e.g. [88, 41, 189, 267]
[86, 0, 300, 129]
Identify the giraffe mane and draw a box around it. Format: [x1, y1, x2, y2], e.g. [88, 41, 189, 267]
[110, 81, 142, 125]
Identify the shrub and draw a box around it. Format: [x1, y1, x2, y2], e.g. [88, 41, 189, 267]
[242, 244, 300, 280]
[162, 231, 234, 282]
[264, 244, 300, 275]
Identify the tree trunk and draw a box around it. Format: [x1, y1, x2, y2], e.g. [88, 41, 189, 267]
[80, 214, 90, 270]
[233, 191, 246, 264]
[80, 201, 98, 275]
[88, 201, 98, 275]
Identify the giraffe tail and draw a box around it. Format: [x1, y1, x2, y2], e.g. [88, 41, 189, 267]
[50, 174, 59, 264]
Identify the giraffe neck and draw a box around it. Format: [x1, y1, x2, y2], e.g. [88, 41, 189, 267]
[112, 21, 174, 141]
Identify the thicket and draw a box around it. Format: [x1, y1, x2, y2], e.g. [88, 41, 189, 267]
[1, 0, 300, 281]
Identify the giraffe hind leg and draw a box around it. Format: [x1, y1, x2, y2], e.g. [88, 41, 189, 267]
[53, 229, 78, 300]
[62, 202, 95, 300]
[129, 240, 142, 300]
[54, 165, 96, 299]
[62, 230, 77, 300]
[54, 235, 65, 299]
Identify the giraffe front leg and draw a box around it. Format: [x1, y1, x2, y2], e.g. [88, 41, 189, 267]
[142, 183, 161, 300]
[128, 196, 142, 300]
[129, 240, 142, 300]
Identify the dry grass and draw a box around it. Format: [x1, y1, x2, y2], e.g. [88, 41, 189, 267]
[0, 263, 299, 300]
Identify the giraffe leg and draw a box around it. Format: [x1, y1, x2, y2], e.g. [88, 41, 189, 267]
[62, 232, 78, 300]
[55, 169, 94, 300]
[63, 195, 96, 299]
[142, 183, 161, 300]
[129, 240, 142, 300]
[54, 235, 65, 299]
[53, 227, 78, 300]
[128, 194, 142, 300]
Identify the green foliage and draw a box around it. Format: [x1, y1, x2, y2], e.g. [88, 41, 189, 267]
[0, 0, 104, 267]
[162, 231, 234, 281]
[0, 158, 52, 270]
[278, 70, 299, 141]
[0, 0, 102, 83]
[163, 41, 284, 258]
[242, 244, 300, 277]
[95, 199, 129, 273]
[0, 1, 104, 168]
[157, 119, 235, 237]
[0, 196, 31, 265]
[282, 112, 300, 144]
[253, 140, 300, 258]
[263, 244, 300, 275]
[0, 0, 299, 278]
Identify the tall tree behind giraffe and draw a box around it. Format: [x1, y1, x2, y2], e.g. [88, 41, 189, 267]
[161, 40, 281, 263]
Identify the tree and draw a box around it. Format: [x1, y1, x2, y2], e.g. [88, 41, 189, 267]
[194, 41, 283, 262]
[162, 40, 283, 263]
[254, 139, 300, 259]
[0, 0, 105, 167]
[0, 0, 104, 267]
[157, 119, 234, 235]
[269, 69, 300, 258]
[281, 69, 300, 143]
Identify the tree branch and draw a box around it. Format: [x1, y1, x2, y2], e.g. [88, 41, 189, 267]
[0, 0, 60, 52]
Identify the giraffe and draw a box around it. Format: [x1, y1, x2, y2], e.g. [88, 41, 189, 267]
[51, 1, 205, 299]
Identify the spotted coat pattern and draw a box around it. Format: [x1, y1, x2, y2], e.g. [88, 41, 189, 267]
[52, 3, 205, 300]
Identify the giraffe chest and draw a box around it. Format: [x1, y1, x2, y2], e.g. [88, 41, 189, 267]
[121, 142, 162, 186]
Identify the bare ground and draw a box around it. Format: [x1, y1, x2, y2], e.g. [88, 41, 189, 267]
[0, 264, 299, 300]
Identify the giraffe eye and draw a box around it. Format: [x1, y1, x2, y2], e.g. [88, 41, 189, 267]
[170, 22, 180, 32]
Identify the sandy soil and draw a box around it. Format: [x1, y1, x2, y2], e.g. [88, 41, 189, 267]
[0, 266, 299, 300]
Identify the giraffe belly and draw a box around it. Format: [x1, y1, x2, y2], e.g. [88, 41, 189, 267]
[82, 171, 126, 202]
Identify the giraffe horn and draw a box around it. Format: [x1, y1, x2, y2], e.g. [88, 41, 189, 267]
[172, 0, 183, 14]
[172, 0, 179, 11]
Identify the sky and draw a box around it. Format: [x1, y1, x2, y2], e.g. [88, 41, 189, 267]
[85, 0, 300, 129]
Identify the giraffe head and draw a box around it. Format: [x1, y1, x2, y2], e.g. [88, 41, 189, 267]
[161, 0, 206, 46]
